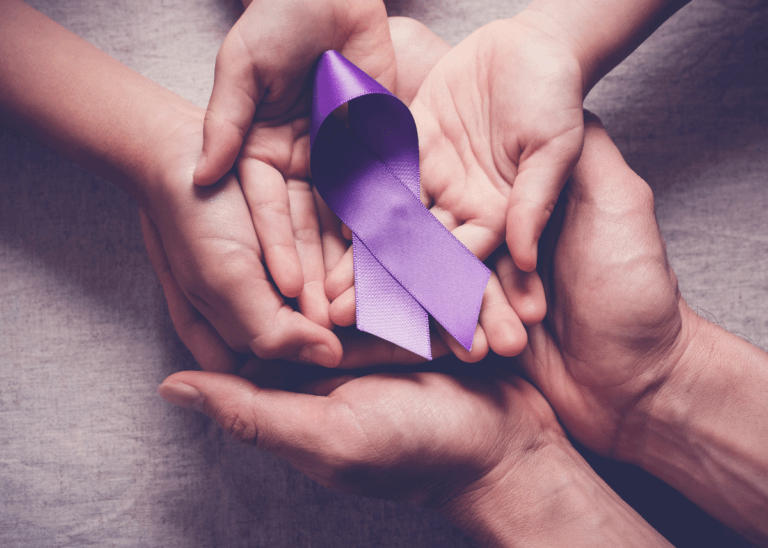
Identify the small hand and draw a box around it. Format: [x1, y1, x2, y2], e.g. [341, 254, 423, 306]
[140, 110, 342, 369]
[193, 0, 395, 186]
[508, 113, 691, 456]
[413, 14, 586, 274]
[187, 0, 395, 335]
[326, 17, 540, 362]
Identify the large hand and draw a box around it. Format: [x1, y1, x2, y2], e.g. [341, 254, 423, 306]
[140, 108, 343, 370]
[508, 113, 693, 457]
[158, 355, 565, 509]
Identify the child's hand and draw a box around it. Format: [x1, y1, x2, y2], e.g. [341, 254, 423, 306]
[327, 16, 580, 356]
[416, 15, 585, 274]
[193, 0, 395, 187]
[140, 111, 343, 370]
[190, 0, 394, 321]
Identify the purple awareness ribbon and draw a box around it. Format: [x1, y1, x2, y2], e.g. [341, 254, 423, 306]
[309, 51, 490, 360]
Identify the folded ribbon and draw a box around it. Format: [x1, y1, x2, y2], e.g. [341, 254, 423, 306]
[310, 50, 490, 360]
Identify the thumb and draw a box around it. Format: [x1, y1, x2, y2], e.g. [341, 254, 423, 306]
[193, 26, 261, 187]
[506, 120, 584, 273]
[158, 371, 345, 468]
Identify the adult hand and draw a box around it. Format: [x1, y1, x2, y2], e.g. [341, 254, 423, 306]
[508, 113, 692, 457]
[158, 355, 564, 507]
[159, 353, 672, 546]
[140, 108, 343, 370]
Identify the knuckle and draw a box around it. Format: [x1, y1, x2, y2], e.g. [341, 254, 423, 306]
[248, 326, 289, 360]
[251, 198, 291, 219]
[216, 406, 258, 445]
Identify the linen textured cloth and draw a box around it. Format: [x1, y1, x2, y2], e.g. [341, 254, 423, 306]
[1, 0, 766, 546]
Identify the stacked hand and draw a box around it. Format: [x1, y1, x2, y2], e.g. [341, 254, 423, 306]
[325, 13, 593, 359]
[5, 0, 764, 544]
[148, 5, 690, 484]
[138, 109, 343, 370]
[142, 6, 768, 545]
[139, 1, 398, 371]
[145, 12, 555, 371]
[157, 107, 683, 548]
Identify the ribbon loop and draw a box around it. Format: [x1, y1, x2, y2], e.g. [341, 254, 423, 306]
[310, 51, 490, 359]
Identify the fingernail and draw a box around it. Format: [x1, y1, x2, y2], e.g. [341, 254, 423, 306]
[192, 155, 206, 185]
[159, 381, 205, 413]
[530, 244, 538, 269]
[299, 344, 336, 367]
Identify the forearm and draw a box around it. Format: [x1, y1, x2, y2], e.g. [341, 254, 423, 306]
[519, 0, 692, 93]
[443, 438, 671, 547]
[624, 305, 768, 545]
[0, 0, 198, 204]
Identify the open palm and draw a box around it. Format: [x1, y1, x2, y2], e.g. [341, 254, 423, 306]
[139, 109, 343, 370]
[412, 16, 585, 276]
[325, 18, 546, 360]
[161, 355, 564, 509]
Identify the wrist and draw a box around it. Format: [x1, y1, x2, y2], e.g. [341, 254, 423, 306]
[616, 303, 768, 543]
[513, 7, 597, 97]
[441, 434, 667, 547]
[610, 299, 704, 465]
[521, 0, 692, 95]
[134, 101, 204, 213]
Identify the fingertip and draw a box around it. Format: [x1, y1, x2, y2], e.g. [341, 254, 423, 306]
[508, 233, 537, 273]
[488, 319, 528, 358]
[298, 342, 341, 369]
[297, 281, 333, 330]
[506, 209, 538, 273]
[517, 292, 547, 327]
[437, 323, 488, 363]
[495, 251, 548, 327]
[275, 266, 305, 300]
[158, 378, 206, 413]
[193, 112, 246, 187]
[192, 154, 213, 187]
[329, 287, 356, 327]
[464, 325, 489, 363]
[528, 243, 538, 271]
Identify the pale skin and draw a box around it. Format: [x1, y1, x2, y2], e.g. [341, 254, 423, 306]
[324, 0, 695, 347]
[0, 0, 343, 370]
[3, 0, 767, 544]
[159, 116, 700, 547]
[0, 3, 527, 368]
[162, 112, 768, 546]
[196, 0, 696, 358]
[2, 7, 670, 543]
[192, 0, 396, 335]
[9, 0, 696, 369]
[197, 0, 534, 362]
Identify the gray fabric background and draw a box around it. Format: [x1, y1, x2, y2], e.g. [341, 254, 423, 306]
[1, 0, 766, 546]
